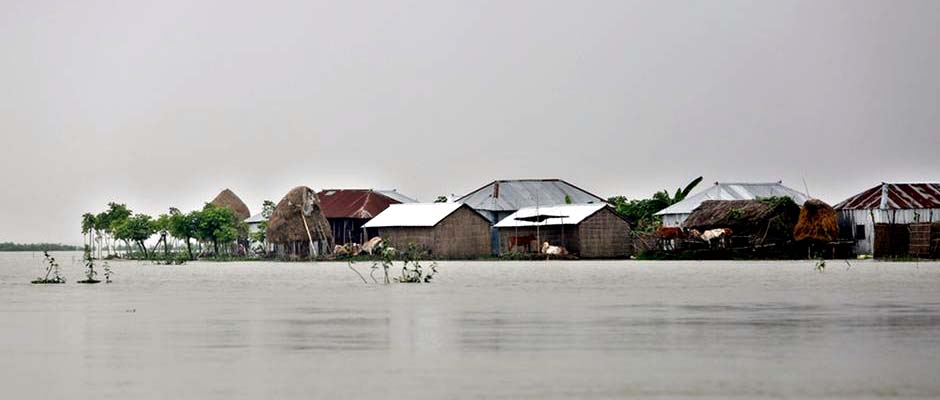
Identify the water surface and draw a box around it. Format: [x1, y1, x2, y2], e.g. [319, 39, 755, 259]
[1, 252, 938, 399]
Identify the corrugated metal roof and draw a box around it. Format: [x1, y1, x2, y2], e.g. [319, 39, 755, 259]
[494, 204, 608, 228]
[457, 179, 606, 212]
[363, 203, 468, 228]
[245, 213, 266, 224]
[655, 182, 809, 216]
[834, 183, 940, 210]
[375, 190, 418, 204]
[317, 189, 407, 219]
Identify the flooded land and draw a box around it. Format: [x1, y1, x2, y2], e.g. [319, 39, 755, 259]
[1, 252, 939, 399]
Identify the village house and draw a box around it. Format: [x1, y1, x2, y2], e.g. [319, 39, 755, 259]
[457, 179, 607, 224]
[362, 203, 491, 258]
[834, 183, 940, 257]
[317, 189, 416, 245]
[656, 181, 809, 227]
[494, 203, 632, 258]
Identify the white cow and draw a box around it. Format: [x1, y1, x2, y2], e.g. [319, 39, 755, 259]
[541, 241, 568, 256]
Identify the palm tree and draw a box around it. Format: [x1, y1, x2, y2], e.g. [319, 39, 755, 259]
[650, 176, 704, 210]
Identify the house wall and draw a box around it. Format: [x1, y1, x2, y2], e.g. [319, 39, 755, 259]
[662, 213, 688, 228]
[838, 208, 940, 255]
[377, 207, 491, 258]
[578, 207, 632, 258]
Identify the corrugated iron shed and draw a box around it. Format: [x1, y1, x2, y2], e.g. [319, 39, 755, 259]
[317, 189, 412, 219]
[457, 179, 606, 212]
[494, 204, 608, 228]
[655, 181, 809, 216]
[834, 183, 940, 210]
[363, 203, 475, 228]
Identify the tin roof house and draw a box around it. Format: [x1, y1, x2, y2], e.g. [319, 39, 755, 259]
[317, 189, 416, 244]
[494, 204, 632, 258]
[655, 181, 809, 227]
[834, 183, 940, 257]
[362, 203, 491, 258]
[457, 179, 607, 224]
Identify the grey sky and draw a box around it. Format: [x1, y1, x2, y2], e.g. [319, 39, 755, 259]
[1, 0, 938, 243]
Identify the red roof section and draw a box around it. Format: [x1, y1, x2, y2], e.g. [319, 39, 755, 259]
[316, 189, 402, 219]
[834, 183, 940, 210]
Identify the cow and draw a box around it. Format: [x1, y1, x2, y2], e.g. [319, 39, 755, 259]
[541, 241, 568, 256]
[362, 237, 384, 255]
[509, 234, 537, 252]
[701, 228, 733, 248]
[656, 227, 687, 250]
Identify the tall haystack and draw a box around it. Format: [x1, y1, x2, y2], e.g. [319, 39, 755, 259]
[210, 189, 251, 220]
[683, 197, 801, 243]
[793, 199, 838, 242]
[266, 186, 334, 257]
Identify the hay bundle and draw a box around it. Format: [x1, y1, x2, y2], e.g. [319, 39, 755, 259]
[793, 199, 838, 242]
[210, 189, 251, 220]
[682, 197, 800, 241]
[266, 186, 334, 256]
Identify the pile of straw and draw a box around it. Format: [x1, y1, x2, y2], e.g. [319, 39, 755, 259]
[210, 189, 251, 220]
[793, 199, 838, 242]
[266, 186, 334, 250]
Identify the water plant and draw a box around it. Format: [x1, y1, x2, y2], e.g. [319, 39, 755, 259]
[348, 242, 438, 284]
[103, 262, 113, 283]
[815, 257, 826, 272]
[78, 246, 101, 284]
[32, 251, 66, 284]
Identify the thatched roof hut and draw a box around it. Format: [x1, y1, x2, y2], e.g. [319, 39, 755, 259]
[210, 189, 251, 220]
[266, 186, 334, 257]
[793, 199, 838, 242]
[682, 197, 800, 243]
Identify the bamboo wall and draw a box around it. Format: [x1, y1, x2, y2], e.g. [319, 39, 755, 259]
[377, 207, 491, 258]
[577, 207, 632, 258]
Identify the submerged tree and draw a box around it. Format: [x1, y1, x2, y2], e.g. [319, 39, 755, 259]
[112, 213, 155, 258]
[168, 207, 198, 260]
[193, 204, 240, 256]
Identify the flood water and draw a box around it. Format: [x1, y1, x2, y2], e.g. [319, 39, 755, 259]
[1, 252, 939, 399]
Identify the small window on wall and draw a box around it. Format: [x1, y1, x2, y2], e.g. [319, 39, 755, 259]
[855, 225, 866, 240]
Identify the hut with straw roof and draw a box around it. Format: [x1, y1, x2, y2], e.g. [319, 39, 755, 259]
[210, 189, 251, 220]
[793, 199, 838, 243]
[266, 186, 334, 258]
[682, 197, 800, 246]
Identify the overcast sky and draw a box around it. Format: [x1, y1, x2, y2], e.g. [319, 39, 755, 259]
[1, 0, 938, 243]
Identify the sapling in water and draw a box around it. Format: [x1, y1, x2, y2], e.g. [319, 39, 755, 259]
[78, 246, 101, 284]
[31, 251, 66, 284]
[103, 262, 113, 283]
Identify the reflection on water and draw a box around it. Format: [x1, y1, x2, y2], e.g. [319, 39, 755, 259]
[1, 252, 939, 399]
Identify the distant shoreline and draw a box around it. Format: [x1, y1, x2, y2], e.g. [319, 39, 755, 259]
[0, 242, 81, 252]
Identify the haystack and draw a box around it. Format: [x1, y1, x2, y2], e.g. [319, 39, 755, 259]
[266, 186, 334, 257]
[210, 189, 251, 220]
[793, 199, 838, 242]
[682, 197, 800, 242]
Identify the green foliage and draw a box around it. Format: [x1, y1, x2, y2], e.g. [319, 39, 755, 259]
[609, 176, 704, 232]
[193, 204, 240, 255]
[434, 196, 448, 203]
[398, 243, 438, 283]
[79, 246, 100, 283]
[112, 213, 156, 257]
[32, 251, 66, 284]
[261, 200, 276, 219]
[349, 242, 439, 284]
[564, 195, 572, 204]
[0, 242, 80, 252]
[168, 207, 198, 259]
